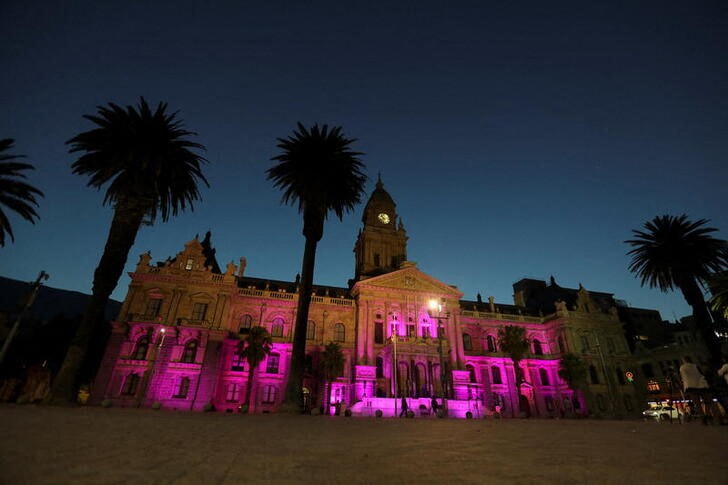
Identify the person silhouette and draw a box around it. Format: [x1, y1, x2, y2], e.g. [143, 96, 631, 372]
[399, 396, 408, 417]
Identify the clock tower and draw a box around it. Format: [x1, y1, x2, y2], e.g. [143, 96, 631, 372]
[354, 175, 408, 280]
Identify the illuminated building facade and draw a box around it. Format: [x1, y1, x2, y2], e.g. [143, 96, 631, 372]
[92, 179, 643, 418]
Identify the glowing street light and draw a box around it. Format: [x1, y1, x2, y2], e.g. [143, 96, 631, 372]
[427, 298, 449, 416]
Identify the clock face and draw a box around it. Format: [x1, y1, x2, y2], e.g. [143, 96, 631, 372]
[378, 213, 390, 224]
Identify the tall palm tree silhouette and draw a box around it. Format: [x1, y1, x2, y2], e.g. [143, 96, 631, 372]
[626, 214, 728, 367]
[267, 122, 366, 412]
[50, 98, 208, 403]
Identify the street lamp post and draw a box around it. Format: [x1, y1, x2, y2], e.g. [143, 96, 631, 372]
[428, 299, 449, 416]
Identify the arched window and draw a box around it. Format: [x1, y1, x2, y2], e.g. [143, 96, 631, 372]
[466, 364, 477, 383]
[271, 317, 284, 337]
[486, 335, 496, 352]
[334, 323, 345, 342]
[175, 377, 190, 398]
[306, 320, 316, 340]
[239, 314, 253, 334]
[262, 385, 278, 404]
[266, 353, 280, 374]
[589, 365, 599, 384]
[121, 373, 139, 395]
[539, 368, 550, 386]
[491, 366, 502, 385]
[376, 357, 384, 378]
[182, 340, 198, 363]
[462, 333, 472, 351]
[133, 336, 149, 360]
[532, 339, 543, 355]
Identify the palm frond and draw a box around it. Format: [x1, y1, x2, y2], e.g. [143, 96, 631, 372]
[0, 138, 44, 245]
[67, 98, 208, 222]
[267, 122, 367, 222]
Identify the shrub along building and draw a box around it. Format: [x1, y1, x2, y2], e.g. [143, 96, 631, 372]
[92, 179, 644, 418]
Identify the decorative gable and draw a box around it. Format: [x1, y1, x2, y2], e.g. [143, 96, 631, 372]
[351, 264, 462, 299]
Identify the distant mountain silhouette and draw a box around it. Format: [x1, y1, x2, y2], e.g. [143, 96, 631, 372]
[0, 276, 121, 322]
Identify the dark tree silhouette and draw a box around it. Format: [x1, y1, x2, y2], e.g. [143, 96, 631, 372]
[239, 326, 272, 412]
[267, 123, 366, 412]
[319, 341, 345, 415]
[497, 325, 530, 416]
[708, 272, 728, 320]
[0, 139, 43, 246]
[626, 214, 728, 368]
[49, 99, 208, 403]
[558, 352, 588, 415]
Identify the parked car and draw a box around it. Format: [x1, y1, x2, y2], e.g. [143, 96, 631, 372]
[642, 405, 682, 421]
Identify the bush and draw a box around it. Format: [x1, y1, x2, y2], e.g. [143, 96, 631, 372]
[310, 407, 320, 416]
[151, 401, 162, 410]
[203, 403, 215, 412]
[436, 410, 446, 418]
[238, 404, 249, 414]
[16, 396, 30, 405]
[375, 409, 383, 418]
[344, 409, 352, 417]
[465, 411, 473, 419]
[406, 410, 415, 418]
[101, 399, 113, 408]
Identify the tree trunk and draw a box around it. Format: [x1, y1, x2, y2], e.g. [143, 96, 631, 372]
[49, 203, 146, 404]
[679, 277, 721, 370]
[282, 230, 320, 413]
[245, 366, 256, 412]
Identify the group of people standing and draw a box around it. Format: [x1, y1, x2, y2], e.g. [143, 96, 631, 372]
[398, 396, 442, 417]
[678, 357, 728, 423]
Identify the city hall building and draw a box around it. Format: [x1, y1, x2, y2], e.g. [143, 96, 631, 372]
[92, 179, 643, 418]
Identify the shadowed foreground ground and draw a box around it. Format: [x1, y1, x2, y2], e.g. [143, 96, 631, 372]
[1, 405, 726, 484]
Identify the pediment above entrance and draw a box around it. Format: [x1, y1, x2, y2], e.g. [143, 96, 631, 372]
[351, 265, 463, 299]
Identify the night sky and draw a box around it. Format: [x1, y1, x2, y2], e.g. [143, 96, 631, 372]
[1, 1, 726, 320]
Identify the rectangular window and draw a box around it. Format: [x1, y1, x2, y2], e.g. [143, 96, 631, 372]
[407, 324, 416, 338]
[491, 367, 502, 385]
[175, 377, 190, 398]
[121, 374, 139, 396]
[580, 336, 590, 351]
[374, 322, 384, 344]
[266, 354, 280, 374]
[421, 326, 430, 338]
[262, 385, 277, 404]
[231, 354, 244, 371]
[192, 303, 208, 321]
[145, 298, 163, 318]
[226, 383, 240, 402]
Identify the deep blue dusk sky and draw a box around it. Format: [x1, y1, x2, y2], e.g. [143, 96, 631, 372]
[1, 1, 726, 320]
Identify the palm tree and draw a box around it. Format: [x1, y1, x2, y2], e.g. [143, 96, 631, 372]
[267, 122, 366, 412]
[708, 272, 728, 319]
[558, 353, 588, 416]
[49, 99, 208, 403]
[497, 325, 530, 416]
[0, 139, 44, 246]
[626, 215, 728, 368]
[239, 326, 272, 413]
[319, 341, 345, 415]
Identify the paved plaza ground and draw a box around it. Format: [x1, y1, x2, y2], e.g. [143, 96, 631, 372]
[0, 405, 726, 484]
